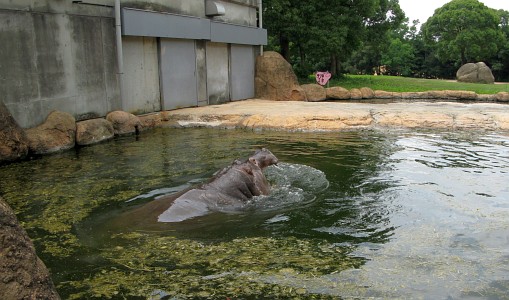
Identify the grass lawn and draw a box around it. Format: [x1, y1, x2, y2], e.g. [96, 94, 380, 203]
[302, 75, 509, 94]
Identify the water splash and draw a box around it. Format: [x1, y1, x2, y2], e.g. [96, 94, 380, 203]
[251, 162, 329, 211]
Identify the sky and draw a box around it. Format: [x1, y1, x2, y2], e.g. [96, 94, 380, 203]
[399, 0, 509, 29]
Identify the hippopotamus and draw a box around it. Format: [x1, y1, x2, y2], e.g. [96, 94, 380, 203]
[121, 148, 278, 223]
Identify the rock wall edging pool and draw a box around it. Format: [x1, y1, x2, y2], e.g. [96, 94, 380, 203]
[2, 92, 509, 164]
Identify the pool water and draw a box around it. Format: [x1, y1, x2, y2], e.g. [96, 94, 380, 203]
[1, 128, 508, 299]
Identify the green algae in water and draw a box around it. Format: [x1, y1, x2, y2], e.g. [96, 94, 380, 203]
[0, 129, 263, 257]
[2, 128, 509, 299]
[62, 234, 363, 299]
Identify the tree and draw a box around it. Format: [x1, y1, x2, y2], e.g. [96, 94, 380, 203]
[345, 13, 414, 76]
[361, 0, 406, 73]
[492, 9, 509, 81]
[263, 0, 408, 77]
[263, 0, 304, 61]
[264, 0, 403, 76]
[381, 38, 415, 76]
[422, 0, 505, 66]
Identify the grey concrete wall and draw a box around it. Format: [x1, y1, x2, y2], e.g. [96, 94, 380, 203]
[0, 0, 262, 128]
[0, 0, 119, 128]
[213, 1, 257, 26]
[122, 0, 205, 17]
[121, 0, 258, 26]
[0, 0, 113, 17]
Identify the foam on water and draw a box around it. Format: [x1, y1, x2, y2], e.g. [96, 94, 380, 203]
[250, 162, 329, 211]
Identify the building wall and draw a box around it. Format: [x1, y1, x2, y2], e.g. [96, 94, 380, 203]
[0, 0, 264, 128]
[122, 0, 258, 25]
[0, 1, 119, 128]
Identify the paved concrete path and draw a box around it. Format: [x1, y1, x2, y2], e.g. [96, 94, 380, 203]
[164, 99, 509, 131]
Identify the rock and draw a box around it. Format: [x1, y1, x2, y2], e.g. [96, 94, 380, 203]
[301, 84, 326, 102]
[360, 87, 374, 99]
[496, 92, 509, 102]
[492, 112, 509, 130]
[0, 196, 60, 300]
[326, 86, 351, 100]
[445, 90, 477, 100]
[375, 110, 454, 129]
[455, 113, 496, 129]
[106, 111, 142, 135]
[374, 90, 395, 99]
[426, 90, 476, 100]
[25, 111, 76, 154]
[163, 99, 509, 131]
[401, 92, 430, 99]
[76, 118, 114, 146]
[392, 92, 403, 99]
[255, 51, 307, 101]
[428, 90, 447, 99]
[239, 110, 373, 130]
[460, 91, 478, 100]
[457, 62, 495, 84]
[0, 102, 29, 164]
[476, 94, 497, 101]
[350, 88, 363, 100]
[139, 113, 162, 130]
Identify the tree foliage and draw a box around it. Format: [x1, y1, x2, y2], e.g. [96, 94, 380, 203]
[263, 0, 509, 81]
[263, 0, 405, 76]
[422, 0, 505, 65]
[381, 38, 415, 76]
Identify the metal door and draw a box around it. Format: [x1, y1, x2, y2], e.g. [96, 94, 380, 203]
[159, 39, 198, 110]
[230, 45, 255, 101]
[206, 42, 230, 105]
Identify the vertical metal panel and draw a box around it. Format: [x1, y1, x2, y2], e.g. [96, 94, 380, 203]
[159, 39, 198, 110]
[195, 41, 208, 106]
[122, 36, 161, 113]
[230, 45, 255, 101]
[206, 42, 230, 105]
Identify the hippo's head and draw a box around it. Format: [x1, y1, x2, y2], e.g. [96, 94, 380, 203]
[249, 148, 278, 170]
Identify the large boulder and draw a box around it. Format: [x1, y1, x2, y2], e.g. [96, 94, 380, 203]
[360, 87, 375, 99]
[138, 113, 162, 131]
[25, 111, 76, 154]
[106, 111, 142, 135]
[255, 51, 307, 101]
[496, 92, 509, 102]
[0, 102, 29, 164]
[0, 197, 60, 300]
[374, 90, 401, 99]
[326, 87, 351, 100]
[301, 84, 326, 102]
[76, 118, 115, 146]
[350, 88, 363, 100]
[457, 62, 495, 84]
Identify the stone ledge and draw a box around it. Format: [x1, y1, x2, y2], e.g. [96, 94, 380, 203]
[162, 99, 509, 132]
[3, 96, 509, 164]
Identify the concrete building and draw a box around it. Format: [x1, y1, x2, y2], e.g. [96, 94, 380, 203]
[0, 0, 266, 128]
